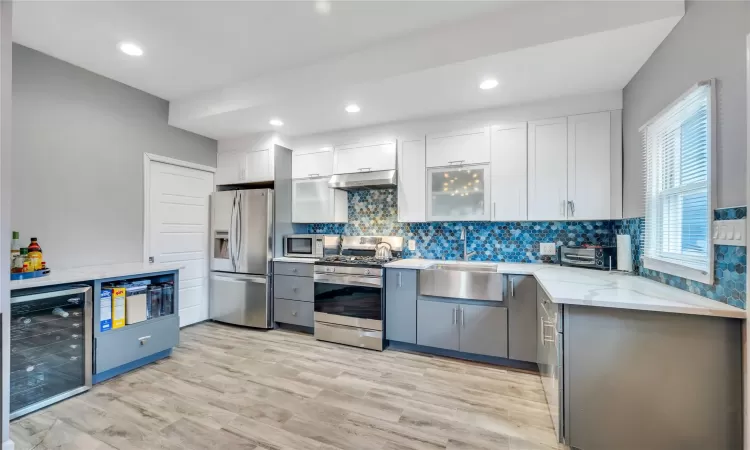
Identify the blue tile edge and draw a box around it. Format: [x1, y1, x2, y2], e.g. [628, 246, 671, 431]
[93, 348, 172, 384]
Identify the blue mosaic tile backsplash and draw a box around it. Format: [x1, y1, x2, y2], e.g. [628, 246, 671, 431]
[613, 207, 747, 309]
[307, 189, 614, 263]
[304, 189, 747, 309]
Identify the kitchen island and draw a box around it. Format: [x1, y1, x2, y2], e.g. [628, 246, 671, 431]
[383, 259, 744, 450]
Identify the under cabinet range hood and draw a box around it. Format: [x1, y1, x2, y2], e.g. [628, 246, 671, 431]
[328, 169, 397, 190]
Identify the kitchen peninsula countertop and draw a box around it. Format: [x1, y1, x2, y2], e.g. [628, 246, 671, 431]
[10, 262, 184, 290]
[384, 259, 745, 319]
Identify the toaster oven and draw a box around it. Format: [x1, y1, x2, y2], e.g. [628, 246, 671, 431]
[557, 245, 617, 270]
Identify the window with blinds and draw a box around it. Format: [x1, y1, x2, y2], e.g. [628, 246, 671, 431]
[642, 81, 714, 284]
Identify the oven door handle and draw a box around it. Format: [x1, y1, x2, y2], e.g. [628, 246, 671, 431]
[314, 273, 382, 288]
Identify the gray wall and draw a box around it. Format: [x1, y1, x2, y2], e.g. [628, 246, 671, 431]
[12, 44, 217, 269]
[622, 0, 749, 217]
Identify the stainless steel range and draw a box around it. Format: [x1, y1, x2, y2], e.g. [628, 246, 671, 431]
[313, 236, 403, 351]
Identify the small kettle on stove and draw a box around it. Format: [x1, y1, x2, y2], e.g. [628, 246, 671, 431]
[375, 242, 392, 260]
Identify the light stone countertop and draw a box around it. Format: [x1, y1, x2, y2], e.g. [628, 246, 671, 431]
[384, 259, 746, 319]
[273, 257, 318, 264]
[10, 262, 184, 290]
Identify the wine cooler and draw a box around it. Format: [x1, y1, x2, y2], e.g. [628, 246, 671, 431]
[10, 286, 92, 419]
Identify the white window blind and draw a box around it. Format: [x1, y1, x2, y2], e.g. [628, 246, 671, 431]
[642, 81, 714, 284]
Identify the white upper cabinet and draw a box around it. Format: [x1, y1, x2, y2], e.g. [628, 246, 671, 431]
[528, 117, 568, 221]
[292, 150, 333, 179]
[426, 127, 491, 168]
[243, 148, 273, 182]
[292, 177, 347, 223]
[216, 151, 244, 185]
[567, 112, 611, 220]
[397, 137, 426, 222]
[333, 141, 396, 174]
[490, 123, 528, 221]
[216, 148, 274, 185]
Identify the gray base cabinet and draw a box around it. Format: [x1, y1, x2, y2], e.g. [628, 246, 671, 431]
[507, 275, 537, 362]
[417, 299, 460, 351]
[273, 262, 314, 329]
[459, 304, 508, 358]
[564, 306, 742, 450]
[417, 298, 508, 357]
[385, 269, 418, 343]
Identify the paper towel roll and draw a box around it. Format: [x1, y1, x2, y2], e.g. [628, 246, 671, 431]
[616, 234, 633, 272]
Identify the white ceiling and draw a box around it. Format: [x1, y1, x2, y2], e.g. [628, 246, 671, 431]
[13, 0, 685, 140]
[13, 1, 510, 100]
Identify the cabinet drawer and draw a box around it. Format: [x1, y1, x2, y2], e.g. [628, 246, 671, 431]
[95, 315, 179, 374]
[274, 262, 314, 277]
[274, 298, 314, 327]
[274, 275, 314, 302]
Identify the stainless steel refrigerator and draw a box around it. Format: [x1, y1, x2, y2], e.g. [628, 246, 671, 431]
[210, 189, 274, 328]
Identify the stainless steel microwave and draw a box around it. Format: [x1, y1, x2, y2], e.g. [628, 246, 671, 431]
[283, 234, 340, 258]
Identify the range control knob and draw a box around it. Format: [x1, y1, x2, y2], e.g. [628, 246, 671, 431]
[326, 267, 335, 273]
[595, 249, 603, 258]
[364, 269, 371, 275]
[596, 260, 603, 266]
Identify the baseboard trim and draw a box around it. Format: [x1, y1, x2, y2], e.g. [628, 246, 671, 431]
[387, 341, 540, 372]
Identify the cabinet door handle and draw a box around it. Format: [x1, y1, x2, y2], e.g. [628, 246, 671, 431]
[448, 160, 465, 166]
[493, 202, 496, 220]
[453, 307, 457, 325]
[510, 277, 515, 297]
[460, 307, 465, 327]
[358, 167, 372, 172]
[398, 272, 402, 288]
[308, 173, 320, 178]
[567, 200, 575, 217]
[292, 311, 297, 316]
[139, 336, 151, 346]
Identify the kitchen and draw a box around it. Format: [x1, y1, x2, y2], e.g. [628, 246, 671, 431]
[1, 1, 749, 450]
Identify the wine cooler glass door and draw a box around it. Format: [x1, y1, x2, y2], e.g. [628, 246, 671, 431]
[10, 286, 92, 419]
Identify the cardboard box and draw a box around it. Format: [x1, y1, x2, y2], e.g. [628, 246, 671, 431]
[104, 287, 126, 329]
[99, 289, 112, 332]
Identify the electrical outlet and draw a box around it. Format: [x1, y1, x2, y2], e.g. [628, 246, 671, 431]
[540, 243, 556, 256]
[408, 240, 416, 251]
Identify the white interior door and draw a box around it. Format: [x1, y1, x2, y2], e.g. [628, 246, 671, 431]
[147, 159, 214, 327]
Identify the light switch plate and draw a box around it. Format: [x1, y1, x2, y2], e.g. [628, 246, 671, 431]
[540, 243, 556, 255]
[713, 219, 746, 246]
[408, 240, 416, 251]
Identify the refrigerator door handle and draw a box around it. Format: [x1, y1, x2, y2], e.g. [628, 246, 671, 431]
[229, 192, 237, 270]
[236, 191, 243, 271]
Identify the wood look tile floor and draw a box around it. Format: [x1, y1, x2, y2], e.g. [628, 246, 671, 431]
[11, 322, 563, 450]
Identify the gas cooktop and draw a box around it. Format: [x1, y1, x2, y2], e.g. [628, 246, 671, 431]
[315, 255, 400, 268]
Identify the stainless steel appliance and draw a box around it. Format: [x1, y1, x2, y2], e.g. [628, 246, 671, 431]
[210, 189, 274, 328]
[328, 170, 397, 190]
[10, 286, 92, 419]
[557, 245, 617, 270]
[313, 236, 403, 351]
[283, 234, 340, 259]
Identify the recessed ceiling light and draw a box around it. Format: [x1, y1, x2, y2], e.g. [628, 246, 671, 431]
[269, 119, 284, 127]
[315, 0, 332, 15]
[118, 42, 143, 57]
[345, 104, 361, 113]
[479, 79, 499, 90]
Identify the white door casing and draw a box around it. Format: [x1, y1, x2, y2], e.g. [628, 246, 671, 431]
[144, 153, 215, 328]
